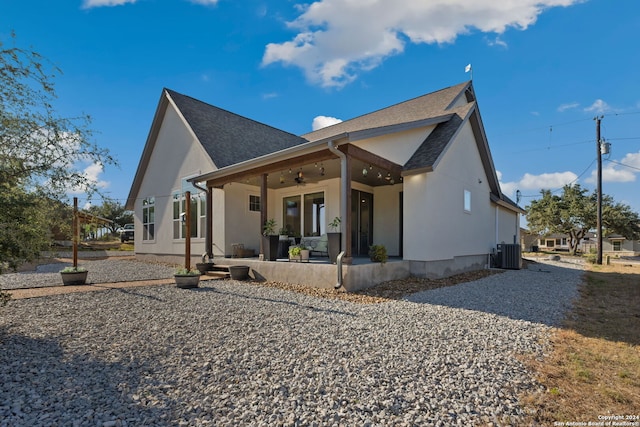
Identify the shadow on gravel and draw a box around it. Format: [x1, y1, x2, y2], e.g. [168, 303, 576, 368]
[0, 327, 173, 425]
[403, 262, 583, 327]
[90, 285, 166, 302]
[191, 286, 357, 317]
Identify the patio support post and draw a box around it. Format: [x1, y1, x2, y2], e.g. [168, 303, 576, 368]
[206, 186, 213, 259]
[185, 191, 191, 270]
[344, 153, 352, 263]
[260, 173, 267, 257]
[328, 141, 352, 264]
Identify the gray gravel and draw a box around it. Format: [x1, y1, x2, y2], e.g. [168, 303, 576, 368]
[0, 259, 176, 290]
[0, 259, 583, 426]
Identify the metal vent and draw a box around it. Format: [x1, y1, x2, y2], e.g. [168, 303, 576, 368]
[497, 244, 521, 269]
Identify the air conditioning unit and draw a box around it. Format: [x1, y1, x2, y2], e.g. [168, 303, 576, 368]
[497, 243, 521, 270]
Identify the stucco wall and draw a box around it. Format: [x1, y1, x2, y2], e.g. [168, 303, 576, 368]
[372, 183, 402, 256]
[403, 121, 498, 262]
[133, 103, 215, 257]
[352, 126, 434, 166]
[496, 205, 519, 245]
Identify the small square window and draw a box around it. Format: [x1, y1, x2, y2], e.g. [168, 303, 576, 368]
[249, 195, 261, 212]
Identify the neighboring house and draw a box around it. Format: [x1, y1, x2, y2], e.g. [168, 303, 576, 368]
[520, 231, 597, 253]
[603, 235, 640, 256]
[126, 81, 523, 282]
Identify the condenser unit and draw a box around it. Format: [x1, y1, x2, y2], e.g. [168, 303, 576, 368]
[497, 243, 521, 270]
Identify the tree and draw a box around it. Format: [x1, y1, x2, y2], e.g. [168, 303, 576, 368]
[526, 184, 640, 255]
[0, 33, 116, 272]
[87, 199, 133, 234]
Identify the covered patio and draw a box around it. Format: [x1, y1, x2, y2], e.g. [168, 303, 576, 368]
[190, 138, 408, 291]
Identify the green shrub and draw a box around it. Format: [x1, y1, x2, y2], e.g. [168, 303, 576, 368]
[369, 244, 388, 264]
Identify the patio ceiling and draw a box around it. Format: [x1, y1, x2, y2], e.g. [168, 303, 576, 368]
[205, 144, 403, 190]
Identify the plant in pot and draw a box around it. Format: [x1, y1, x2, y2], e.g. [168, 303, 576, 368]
[262, 218, 279, 261]
[60, 266, 88, 286]
[288, 245, 310, 262]
[327, 216, 342, 263]
[174, 267, 201, 289]
[196, 253, 214, 274]
[369, 244, 388, 264]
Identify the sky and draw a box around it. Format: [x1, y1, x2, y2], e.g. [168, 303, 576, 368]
[2, 0, 640, 224]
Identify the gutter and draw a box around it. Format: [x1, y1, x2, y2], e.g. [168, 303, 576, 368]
[327, 139, 348, 289]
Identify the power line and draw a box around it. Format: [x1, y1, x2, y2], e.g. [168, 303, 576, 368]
[605, 159, 640, 172]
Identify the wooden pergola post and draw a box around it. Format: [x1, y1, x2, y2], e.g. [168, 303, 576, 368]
[73, 197, 78, 269]
[185, 191, 191, 270]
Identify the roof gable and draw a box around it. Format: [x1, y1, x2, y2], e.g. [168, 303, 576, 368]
[165, 89, 308, 168]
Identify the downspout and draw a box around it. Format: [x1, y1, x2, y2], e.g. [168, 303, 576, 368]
[193, 181, 213, 263]
[328, 140, 347, 289]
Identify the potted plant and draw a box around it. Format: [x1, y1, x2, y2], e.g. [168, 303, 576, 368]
[369, 244, 388, 264]
[288, 245, 310, 262]
[327, 216, 342, 263]
[262, 218, 279, 261]
[60, 266, 88, 286]
[196, 254, 214, 274]
[174, 267, 201, 288]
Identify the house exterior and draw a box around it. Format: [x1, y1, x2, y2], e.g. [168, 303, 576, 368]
[603, 235, 640, 256]
[520, 231, 596, 253]
[126, 81, 523, 286]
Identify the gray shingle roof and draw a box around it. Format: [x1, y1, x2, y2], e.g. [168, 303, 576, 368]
[166, 89, 308, 168]
[403, 103, 474, 171]
[301, 81, 471, 143]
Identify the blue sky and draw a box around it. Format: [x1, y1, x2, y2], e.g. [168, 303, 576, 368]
[3, 0, 640, 220]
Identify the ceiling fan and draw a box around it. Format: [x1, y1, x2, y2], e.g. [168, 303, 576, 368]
[294, 170, 306, 185]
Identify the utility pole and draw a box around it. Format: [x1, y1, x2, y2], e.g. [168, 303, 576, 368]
[595, 116, 603, 265]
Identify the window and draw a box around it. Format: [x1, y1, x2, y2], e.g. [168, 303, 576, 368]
[546, 239, 555, 247]
[172, 191, 204, 239]
[249, 195, 261, 212]
[304, 192, 325, 236]
[463, 190, 471, 212]
[613, 241, 622, 251]
[561, 238, 567, 245]
[283, 195, 301, 235]
[282, 191, 326, 237]
[142, 197, 155, 241]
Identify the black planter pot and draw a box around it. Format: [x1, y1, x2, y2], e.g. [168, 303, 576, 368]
[196, 262, 214, 274]
[174, 274, 201, 289]
[262, 235, 279, 261]
[229, 265, 250, 280]
[327, 232, 341, 263]
[60, 271, 88, 286]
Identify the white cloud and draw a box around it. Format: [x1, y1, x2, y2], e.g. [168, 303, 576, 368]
[68, 162, 110, 195]
[82, 0, 136, 8]
[82, 0, 217, 7]
[585, 150, 640, 184]
[188, 0, 219, 5]
[621, 151, 640, 169]
[499, 171, 578, 198]
[263, 0, 583, 87]
[584, 99, 611, 114]
[262, 92, 279, 100]
[312, 115, 343, 131]
[557, 102, 579, 112]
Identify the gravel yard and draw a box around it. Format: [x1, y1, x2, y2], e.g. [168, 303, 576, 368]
[0, 259, 583, 426]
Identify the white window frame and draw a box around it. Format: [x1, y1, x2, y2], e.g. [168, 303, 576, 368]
[142, 197, 155, 242]
[463, 190, 471, 213]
